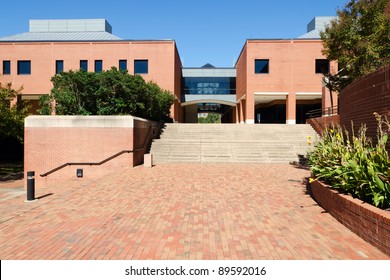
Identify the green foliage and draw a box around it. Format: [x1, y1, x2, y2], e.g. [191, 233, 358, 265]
[0, 82, 29, 144]
[321, 0, 390, 89]
[308, 114, 390, 209]
[39, 68, 174, 121]
[198, 113, 221, 124]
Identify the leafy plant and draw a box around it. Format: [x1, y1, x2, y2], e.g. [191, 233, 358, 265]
[308, 114, 390, 209]
[0, 82, 29, 144]
[321, 0, 390, 90]
[39, 68, 174, 121]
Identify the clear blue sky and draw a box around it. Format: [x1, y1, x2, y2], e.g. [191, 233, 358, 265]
[0, 0, 347, 67]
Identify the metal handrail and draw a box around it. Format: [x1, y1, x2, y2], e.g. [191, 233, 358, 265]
[306, 106, 339, 119]
[40, 122, 162, 177]
[40, 149, 142, 177]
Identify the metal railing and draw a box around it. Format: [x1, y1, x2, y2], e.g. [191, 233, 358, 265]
[306, 106, 339, 119]
[40, 122, 162, 177]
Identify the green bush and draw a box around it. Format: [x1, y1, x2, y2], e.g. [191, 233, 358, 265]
[308, 113, 390, 209]
[39, 68, 174, 121]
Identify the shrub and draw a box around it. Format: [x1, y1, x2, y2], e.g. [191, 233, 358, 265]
[39, 68, 174, 121]
[308, 114, 390, 209]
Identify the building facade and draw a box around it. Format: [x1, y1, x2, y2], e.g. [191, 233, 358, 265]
[0, 17, 337, 124]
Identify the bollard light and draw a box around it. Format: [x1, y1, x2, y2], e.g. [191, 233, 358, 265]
[27, 171, 35, 201]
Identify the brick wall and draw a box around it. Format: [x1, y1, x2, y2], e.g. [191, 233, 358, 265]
[306, 115, 340, 135]
[339, 65, 390, 142]
[24, 116, 157, 188]
[311, 180, 390, 256]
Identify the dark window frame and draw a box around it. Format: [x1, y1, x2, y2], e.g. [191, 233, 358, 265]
[315, 59, 330, 74]
[3, 60, 11, 75]
[17, 60, 31, 75]
[255, 59, 270, 74]
[94, 60, 103, 73]
[80, 60, 88, 71]
[119, 59, 127, 71]
[134, 59, 148, 74]
[56, 60, 64, 74]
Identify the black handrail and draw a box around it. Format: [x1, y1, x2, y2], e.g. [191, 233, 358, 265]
[40, 122, 162, 177]
[40, 148, 143, 177]
[306, 106, 339, 119]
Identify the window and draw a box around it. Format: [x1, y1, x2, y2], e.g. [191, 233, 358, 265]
[56, 60, 64, 74]
[134, 60, 148, 74]
[80, 60, 88, 71]
[183, 77, 236, 95]
[17, 60, 31, 75]
[3, 60, 10, 75]
[315, 59, 330, 74]
[94, 60, 103, 73]
[119, 60, 127, 71]
[255, 59, 269, 74]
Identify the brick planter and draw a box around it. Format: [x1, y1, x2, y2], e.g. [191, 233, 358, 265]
[311, 179, 390, 256]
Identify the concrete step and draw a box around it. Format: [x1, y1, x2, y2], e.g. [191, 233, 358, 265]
[151, 123, 317, 164]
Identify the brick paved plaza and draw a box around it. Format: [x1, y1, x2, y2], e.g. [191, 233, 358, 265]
[0, 163, 388, 259]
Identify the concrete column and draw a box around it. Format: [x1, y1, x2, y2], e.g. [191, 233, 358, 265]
[286, 92, 296, 124]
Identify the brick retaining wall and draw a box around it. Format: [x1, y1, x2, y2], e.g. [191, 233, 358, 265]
[306, 115, 340, 135]
[311, 180, 390, 256]
[339, 65, 390, 142]
[24, 116, 158, 188]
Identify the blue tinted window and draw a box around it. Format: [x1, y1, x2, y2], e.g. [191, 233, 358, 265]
[95, 60, 103, 73]
[3, 61, 10, 75]
[183, 77, 236, 95]
[119, 60, 127, 71]
[17, 60, 31, 75]
[134, 60, 148, 74]
[255, 59, 269, 74]
[56, 60, 64, 74]
[80, 60, 88, 71]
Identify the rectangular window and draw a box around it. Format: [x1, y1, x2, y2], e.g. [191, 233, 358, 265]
[3, 60, 10, 75]
[315, 59, 330, 74]
[119, 60, 127, 71]
[255, 59, 269, 74]
[134, 59, 148, 74]
[80, 60, 88, 71]
[95, 60, 103, 73]
[56, 60, 64, 74]
[17, 60, 31, 75]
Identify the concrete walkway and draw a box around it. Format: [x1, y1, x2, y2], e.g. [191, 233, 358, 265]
[0, 163, 388, 260]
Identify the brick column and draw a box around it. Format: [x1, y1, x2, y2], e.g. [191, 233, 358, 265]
[245, 93, 255, 124]
[239, 101, 245, 124]
[286, 92, 296, 124]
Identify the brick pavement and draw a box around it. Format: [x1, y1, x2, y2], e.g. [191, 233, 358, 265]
[0, 163, 388, 260]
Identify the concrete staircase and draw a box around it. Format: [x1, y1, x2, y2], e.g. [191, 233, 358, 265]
[150, 124, 317, 163]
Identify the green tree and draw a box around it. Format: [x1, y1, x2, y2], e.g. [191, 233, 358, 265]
[0, 82, 29, 144]
[39, 68, 174, 121]
[321, 0, 390, 90]
[198, 113, 221, 123]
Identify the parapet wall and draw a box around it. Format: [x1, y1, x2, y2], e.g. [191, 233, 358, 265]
[339, 65, 390, 141]
[24, 116, 157, 188]
[311, 180, 390, 256]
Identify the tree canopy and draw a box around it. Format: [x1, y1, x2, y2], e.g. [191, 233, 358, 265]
[39, 68, 174, 121]
[321, 0, 390, 90]
[0, 82, 29, 144]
